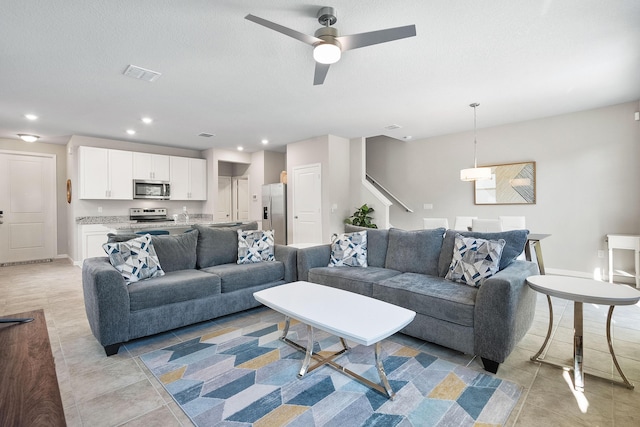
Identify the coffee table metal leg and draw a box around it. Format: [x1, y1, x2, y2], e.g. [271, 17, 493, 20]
[277, 319, 396, 399]
[574, 302, 584, 392]
[606, 306, 635, 389]
[340, 337, 350, 351]
[375, 342, 395, 399]
[281, 316, 291, 339]
[298, 325, 314, 378]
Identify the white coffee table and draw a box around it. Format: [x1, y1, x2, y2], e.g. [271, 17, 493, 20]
[527, 275, 640, 391]
[253, 281, 416, 399]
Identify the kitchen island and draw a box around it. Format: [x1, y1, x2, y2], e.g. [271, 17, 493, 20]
[76, 215, 258, 264]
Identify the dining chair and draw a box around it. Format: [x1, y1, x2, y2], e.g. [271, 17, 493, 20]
[423, 218, 450, 229]
[471, 219, 503, 232]
[454, 216, 477, 231]
[499, 216, 526, 231]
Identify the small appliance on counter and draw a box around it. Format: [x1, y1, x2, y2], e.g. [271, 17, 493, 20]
[129, 208, 168, 222]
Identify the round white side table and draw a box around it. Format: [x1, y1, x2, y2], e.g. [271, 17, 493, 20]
[526, 274, 640, 391]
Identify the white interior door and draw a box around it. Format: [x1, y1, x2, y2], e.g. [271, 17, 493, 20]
[293, 163, 322, 244]
[216, 176, 232, 222]
[0, 152, 56, 264]
[233, 177, 249, 221]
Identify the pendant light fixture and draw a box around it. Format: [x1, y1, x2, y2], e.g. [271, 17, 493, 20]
[460, 103, 491, 181]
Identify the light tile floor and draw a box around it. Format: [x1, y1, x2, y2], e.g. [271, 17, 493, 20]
[1, 259, 639, 426]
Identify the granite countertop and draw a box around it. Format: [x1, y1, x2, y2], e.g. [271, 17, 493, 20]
[75, 214, 251, 231]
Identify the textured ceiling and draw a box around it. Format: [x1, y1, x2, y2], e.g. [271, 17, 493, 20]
[1, 0, 639, 152]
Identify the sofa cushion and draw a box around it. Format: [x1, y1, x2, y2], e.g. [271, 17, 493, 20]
[329, 230, 368, 267]
[345, 225, 389, 268]
[308, 266, 402, 297]
[373, 273, 478, 327]
[194, 222, 258, 268]
[102, 234, 164, 284]
[237, 229, 275, 264]
[438, 229, 529, 276]
[108, 231, 198, 273]
[150, 231, 198, 273]
[445, 234, 505, 287]
[201, 261, 284, 293]
[128, 269, 220, 311]
[384, 228, 445, 275]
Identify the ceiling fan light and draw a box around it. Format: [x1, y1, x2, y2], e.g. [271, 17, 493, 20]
[17, 134, 39, 143]
[313, 43, 341, 64]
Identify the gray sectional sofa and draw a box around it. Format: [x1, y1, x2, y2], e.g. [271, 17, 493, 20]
[82, 223, 297, 356]
[297, 225, 539, 373]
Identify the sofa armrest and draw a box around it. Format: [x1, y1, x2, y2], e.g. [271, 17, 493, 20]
[473, 260, 540, 363]
[274, 245, 297, 282]
[82, 257, 131, 347]
[296, 244, 331, 281]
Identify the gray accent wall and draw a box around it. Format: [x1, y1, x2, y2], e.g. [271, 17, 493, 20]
[367, 101, 640, 278]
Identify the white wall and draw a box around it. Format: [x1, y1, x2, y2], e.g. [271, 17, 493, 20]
[286, 135, 351, 243]
[367, 101, 640, 277]
[349, 138, 391, 229]
[202, 148, 252, 221]
[264, 150, 286, 184]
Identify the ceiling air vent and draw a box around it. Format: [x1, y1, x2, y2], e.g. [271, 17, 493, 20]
[123, 65, 161, 82]
[198, 132, 215, 138]
[384, 124, 402, 130]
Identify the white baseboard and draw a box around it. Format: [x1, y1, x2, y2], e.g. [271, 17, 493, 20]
[545, 268, 593, 279]
[546, 267, 637, 285]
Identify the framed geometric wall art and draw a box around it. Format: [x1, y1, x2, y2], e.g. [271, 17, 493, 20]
[474, 162, 536, 205]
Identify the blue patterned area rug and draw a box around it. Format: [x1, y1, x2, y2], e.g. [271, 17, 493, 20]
[140, 318, 522, 426]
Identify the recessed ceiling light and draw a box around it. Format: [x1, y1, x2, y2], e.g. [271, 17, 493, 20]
[261, 139, 269, 145]
[237, 146, 244, 151]
[141, 117, 153, 124]
[24, 114, 38, 120]
[17, 134, 39, 142]
[384, 124, 402, 130]
[126, 129, 136, 135]
[198, 132, 215, 138]
[403, 136, 413, 140]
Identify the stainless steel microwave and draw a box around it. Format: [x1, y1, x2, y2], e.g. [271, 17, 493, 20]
[133, 180, 170, 200]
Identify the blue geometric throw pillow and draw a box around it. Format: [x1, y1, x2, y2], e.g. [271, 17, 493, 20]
[237, 230, 275, 264]
[445, 233, 505, 287]
[328, 230, 368, 267]
[102, 234, 164, 284]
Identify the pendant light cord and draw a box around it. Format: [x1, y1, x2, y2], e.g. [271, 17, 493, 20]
[471, 103, 480, 168]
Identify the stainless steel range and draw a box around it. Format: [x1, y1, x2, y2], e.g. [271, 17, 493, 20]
[129, 207, 168, 223]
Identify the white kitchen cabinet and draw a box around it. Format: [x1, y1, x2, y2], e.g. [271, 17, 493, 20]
[79, 146, 133, 199]
[133, 153, 170, 181]
[170, 157, 207, 200]
[79, 224, 115, 265]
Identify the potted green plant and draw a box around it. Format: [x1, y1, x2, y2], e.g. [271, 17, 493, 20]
[345, 204, 378, 229]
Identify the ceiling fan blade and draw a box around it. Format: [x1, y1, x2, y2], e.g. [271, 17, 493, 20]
[245, 14, 322, 46]
[313, 62, 330, 85]
[337, 24, 416, 51]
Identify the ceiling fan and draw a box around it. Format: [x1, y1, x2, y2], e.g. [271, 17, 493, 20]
[245, 7, 417, 85]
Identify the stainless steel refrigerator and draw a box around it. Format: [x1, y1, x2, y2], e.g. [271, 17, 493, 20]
[262, 183, 287, 245]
